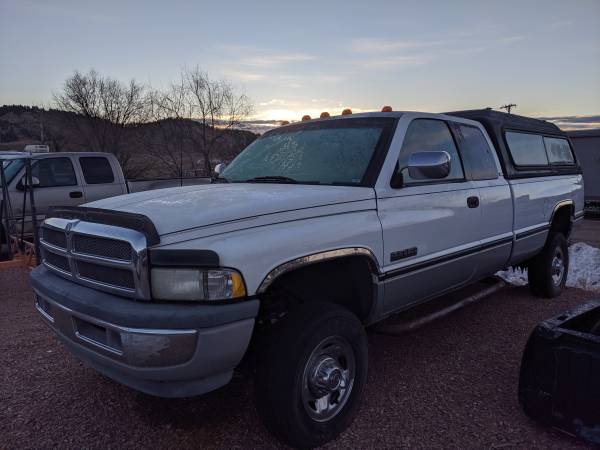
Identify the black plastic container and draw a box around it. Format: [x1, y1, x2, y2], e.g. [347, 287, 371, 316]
[519, 300, 600, 444]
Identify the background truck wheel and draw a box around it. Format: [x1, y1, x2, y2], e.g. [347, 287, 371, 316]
[528, 232, 569, 298]
[255, 302, 368, 448]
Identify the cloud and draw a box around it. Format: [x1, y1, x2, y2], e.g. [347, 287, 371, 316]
[221, 70, 266, 82]
[349, 33, 527, 68]
[539, 115, 600, 130]
[220, 45, 315, 68]
[350, 38, 444, 53]
[548, 19, 575, 29]
[366, 55, 430, 68]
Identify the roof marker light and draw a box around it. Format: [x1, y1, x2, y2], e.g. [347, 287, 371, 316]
[320, 112, 330, 118]
[301, 115, 311, 121]
[381, 105, 393, 112]
[341, 108, 352, 115]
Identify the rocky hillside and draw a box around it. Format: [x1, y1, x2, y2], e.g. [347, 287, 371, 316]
[0, 105, 258, 178]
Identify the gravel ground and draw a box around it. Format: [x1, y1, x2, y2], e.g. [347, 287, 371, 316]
[1, 267, 596, 449]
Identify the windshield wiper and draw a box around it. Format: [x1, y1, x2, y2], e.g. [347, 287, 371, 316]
[245, 175, 298, 184]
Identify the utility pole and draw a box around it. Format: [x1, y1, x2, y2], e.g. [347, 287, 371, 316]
[39, 109, 45, 143]
[500, 103, 517, 114]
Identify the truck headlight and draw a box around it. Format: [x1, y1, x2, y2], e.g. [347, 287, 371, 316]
[151, 268, 246, 301]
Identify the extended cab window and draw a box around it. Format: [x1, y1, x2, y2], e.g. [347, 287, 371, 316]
[454, 124, 498, 180]
[32, 157, 77, 187]
[398, 119, 464, 184]
[80, 157, 115, 184]
[543, 137, 575, 165]
[505, 132, 549, 166]
[221, 118, 393, 186]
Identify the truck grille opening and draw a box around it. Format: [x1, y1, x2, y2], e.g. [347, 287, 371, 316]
[43, 250, 70, 272]
[41, 227, 67, 249]
[77, 261, 136, 290]
[72, 235, 133, 261]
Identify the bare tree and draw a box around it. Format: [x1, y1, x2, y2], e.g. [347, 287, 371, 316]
[182, 67, 253, 175]
[143, 81, 194, 177]
[53, 70, 148, 175]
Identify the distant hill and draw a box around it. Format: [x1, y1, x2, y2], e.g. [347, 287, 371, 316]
[0, 105, 258, 178]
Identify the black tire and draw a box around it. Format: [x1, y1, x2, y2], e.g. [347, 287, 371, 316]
[528, 232, 569, 298]
[255, 302, 368, 449]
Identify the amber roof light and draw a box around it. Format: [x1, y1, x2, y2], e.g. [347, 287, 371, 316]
[341, 108, 352, 115]
[301, 115, 311, 121]
[320, 112, 330, 118]
[381, 106, 393, 112]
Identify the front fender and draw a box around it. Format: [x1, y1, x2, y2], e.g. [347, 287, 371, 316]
[154, 210, 384, 295]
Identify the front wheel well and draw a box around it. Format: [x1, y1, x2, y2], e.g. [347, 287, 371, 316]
[257, 256, 377, 325]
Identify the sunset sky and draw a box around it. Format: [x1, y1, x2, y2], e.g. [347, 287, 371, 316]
[1, 0, 599, 127]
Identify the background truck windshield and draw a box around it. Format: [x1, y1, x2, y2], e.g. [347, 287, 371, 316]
[221, 118, 393, 185]
[1, 158, 25, 184]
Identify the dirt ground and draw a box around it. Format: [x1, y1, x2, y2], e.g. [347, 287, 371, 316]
[1, 267, 597, 449]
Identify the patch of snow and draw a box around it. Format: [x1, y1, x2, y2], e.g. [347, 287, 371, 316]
[497, 242, 600, 292]
[496, 266, 528, 286]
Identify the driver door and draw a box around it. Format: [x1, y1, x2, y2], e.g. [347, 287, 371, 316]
[9, 156, 84, 231]
[376, 118, 481, 313]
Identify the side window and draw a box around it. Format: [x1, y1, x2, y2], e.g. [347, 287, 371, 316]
[32, 158, 77, 187]
[505, 132, 549, 166]
[398, 119, 464, 184]
[543, 137, 575, 165]
[79, 157, 115, 184]
[454, 124, 498, 180]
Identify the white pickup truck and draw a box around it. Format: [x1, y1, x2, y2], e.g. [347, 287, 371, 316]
[30, 109, 584, 448]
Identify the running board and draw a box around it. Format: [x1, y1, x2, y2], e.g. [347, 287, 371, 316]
[374, 277, 506, 335]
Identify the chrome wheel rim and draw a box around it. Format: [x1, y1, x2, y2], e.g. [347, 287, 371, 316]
[301, 335, 355, 422]
[551, 248, 565, 286]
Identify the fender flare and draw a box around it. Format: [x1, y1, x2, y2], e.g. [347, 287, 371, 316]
[256, 247, 381, 295]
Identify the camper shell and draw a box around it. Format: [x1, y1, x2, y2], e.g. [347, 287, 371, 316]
[447, 109, 582, 179]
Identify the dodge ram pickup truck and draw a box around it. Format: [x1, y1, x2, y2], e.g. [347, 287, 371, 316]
[30, 109, 584, 448]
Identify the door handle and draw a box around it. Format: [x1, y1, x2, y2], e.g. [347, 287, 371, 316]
[69, 191, 83, 199]
[467, 196, 479, 208]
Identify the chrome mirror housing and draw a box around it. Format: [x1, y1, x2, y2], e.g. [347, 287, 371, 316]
[407, 151, 451, 180]
[214, 163, 227, 175]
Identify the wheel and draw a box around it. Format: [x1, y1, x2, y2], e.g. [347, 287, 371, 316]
[255, 302, 368, 448]
[528, 232, 569, 298]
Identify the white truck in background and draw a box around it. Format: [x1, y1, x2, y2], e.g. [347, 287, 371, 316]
[0, 151, 210, 244]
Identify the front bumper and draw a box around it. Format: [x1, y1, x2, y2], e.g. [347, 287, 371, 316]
[31, 266, 259, 398]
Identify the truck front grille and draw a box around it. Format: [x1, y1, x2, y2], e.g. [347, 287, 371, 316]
[41, 227, 67, 249]
[72, 235, 133, 261]
[43, 249, 70, 272]
[39, 218, 150, 299]
[77, 261, 136, 289]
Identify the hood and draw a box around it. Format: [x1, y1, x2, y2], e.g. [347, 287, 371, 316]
[85, 183, 375, 235]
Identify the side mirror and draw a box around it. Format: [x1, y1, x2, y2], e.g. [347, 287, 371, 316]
[407, 151, 451, 180]
[214, 163, 227, 176]
[17, 175, 40, 190]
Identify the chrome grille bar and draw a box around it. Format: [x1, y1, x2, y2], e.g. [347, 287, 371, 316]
[40, 217, 150, 299]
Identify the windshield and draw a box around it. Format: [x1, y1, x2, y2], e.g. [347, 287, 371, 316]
[221, 118, 395, 186]
[1, 158, 25, 184]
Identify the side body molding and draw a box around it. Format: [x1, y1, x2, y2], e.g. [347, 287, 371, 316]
[256, 247, 381, 294]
